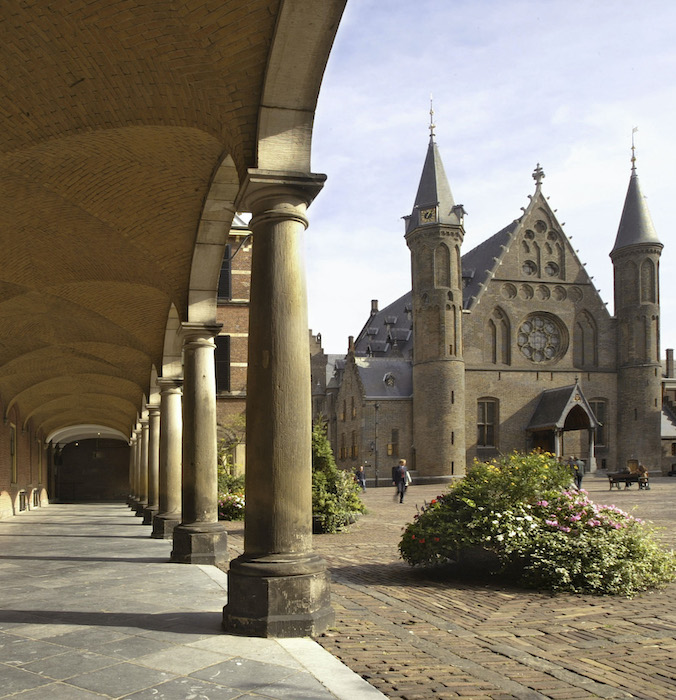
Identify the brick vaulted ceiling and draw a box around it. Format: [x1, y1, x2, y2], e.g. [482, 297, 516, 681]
[0, 1, 344, 440]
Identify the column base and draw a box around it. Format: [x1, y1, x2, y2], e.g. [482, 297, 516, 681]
[223, 552, 334, 638]
[170, 522, 228, 565]
[142, 506, 158, 526]
[151, 512, 181, 539]
[133, 501, 148, 516]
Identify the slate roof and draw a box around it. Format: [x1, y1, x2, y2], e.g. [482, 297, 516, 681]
[611, 170, 662, 254]
[461, 220, 518, 308]
[526, 382, 600, 431]
[662, 404, 676, 439]
[353, 292, 413, 358]
[354, 357, 412, 399]
[404, 136, 462, 235]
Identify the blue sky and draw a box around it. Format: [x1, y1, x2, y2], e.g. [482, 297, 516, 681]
[305, 0, 676, 357]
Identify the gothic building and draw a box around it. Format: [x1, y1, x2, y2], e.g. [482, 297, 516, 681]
[314, 132, 666, 483]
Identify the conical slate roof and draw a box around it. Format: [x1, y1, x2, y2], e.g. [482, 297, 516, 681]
[611, 170, 661, 254]
[404, 136, 461, 234]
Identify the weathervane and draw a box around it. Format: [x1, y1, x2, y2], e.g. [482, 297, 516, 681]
[429, 93, 436, 140]
[631, 126, 638, 172]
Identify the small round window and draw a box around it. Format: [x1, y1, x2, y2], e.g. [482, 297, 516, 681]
[544, 261, 559, 277]
[522, 260, 537, 276]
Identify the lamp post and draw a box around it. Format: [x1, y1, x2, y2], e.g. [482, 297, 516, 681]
[374, 402, 380, 487]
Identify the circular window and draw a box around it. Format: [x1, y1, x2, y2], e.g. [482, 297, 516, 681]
[544, 261, 559, 277]
[535, 220, 547, 233]
[524, 230, 535, 240]
[517, 314, 567, 363]
[522, 260, 537, 276]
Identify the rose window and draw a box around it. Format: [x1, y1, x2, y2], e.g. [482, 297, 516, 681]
[517, 315, 564, 362]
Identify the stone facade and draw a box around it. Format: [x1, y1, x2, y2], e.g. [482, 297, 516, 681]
[313, 139, 668, 481]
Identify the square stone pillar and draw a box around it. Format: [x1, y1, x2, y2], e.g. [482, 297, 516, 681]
[171, 323, 228, 565]
[152, 378, 183, 539]
[223, 170, 333, 637]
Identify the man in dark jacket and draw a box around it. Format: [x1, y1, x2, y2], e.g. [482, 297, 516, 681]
[392, 459, 409, 503]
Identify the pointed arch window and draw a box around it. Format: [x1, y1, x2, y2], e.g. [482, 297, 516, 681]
[485, 308, 511, 365]
[640, 258, 656, 303]
[434, 243, 451, 288]
[573, 311, 597, 368]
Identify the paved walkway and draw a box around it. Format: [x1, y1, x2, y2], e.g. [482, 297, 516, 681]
[0, 504, 384, 700]
[224, 475, 676, 700]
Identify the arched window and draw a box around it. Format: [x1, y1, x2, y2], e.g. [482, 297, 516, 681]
[434, 243, 451, 288]
[640, 258, 656, 303]
[573, 311, 597, 368]
[485, 308, 510, 365]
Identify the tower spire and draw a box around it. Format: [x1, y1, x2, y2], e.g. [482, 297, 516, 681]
[429, 94, 436, 141]
[631, 126, 638, 173]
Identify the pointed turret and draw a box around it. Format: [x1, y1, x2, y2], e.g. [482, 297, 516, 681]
[611, 168, 661, 254]
[404, 110, 466, 481]
[611, 140, 663, 471]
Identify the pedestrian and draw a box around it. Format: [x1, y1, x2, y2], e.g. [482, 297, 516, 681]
[355, 465, 367, 491]
[573, 456, 584, 490]
[392, 459, 409, 503]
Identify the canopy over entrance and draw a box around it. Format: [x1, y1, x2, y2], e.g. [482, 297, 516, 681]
[527, 380, 600, 469]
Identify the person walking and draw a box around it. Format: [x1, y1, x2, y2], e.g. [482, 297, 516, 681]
[571, 456, 584, 490]
[392, 459, 409, 503]
[355, 465, 367, 491]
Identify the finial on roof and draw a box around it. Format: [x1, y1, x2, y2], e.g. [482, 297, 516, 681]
[532, 163, 545, 188]
[429, 94, 436, 141]
[631, 126, 638, 173]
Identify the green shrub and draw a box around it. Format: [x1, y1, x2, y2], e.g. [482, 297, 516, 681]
[312, 423, 365, 533]
[217, 440, 245, 521]
[399, 451, 676, 596]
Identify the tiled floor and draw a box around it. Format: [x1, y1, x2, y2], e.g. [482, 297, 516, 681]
[0, 503, 384, 699]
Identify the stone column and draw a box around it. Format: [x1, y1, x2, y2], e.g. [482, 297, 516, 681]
[223, 170, 333, 637]
[142, 404, 161, 525]
[171, 323, 227, 564]
[152, 378, 183, 539]
[135, 418, 149, 518]
[131, 426, 144, 514]
[127, 432, 138, 508]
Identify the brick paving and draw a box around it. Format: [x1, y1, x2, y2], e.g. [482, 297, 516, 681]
[221, 476, 676, 699]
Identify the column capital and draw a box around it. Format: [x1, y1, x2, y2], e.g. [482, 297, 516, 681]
[180, 321, 222, 347]
[236, 169, 326, 226]
[157, 377, 184, 396]
[147, 403, 160, 417]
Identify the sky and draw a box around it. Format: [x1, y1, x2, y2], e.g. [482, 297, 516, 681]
[305, 0, 676, 357]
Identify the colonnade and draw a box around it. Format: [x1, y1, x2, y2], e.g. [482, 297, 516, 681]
[127, 174, 333, 637]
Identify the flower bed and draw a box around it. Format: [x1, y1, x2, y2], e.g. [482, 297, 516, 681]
[399, 451, 676, 596]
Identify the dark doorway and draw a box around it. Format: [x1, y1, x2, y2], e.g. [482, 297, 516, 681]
[54, 438, 129, 502]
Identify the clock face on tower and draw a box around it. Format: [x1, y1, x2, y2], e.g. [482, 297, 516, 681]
[420, 207, 436, 224]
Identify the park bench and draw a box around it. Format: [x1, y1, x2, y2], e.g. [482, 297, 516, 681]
[607, 472, 650, 490]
